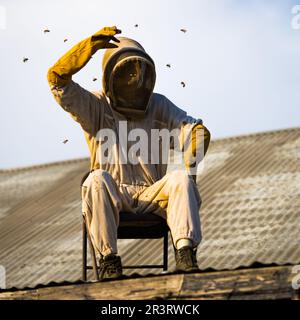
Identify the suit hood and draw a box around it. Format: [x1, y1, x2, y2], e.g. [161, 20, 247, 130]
[102, 37, 156, 117]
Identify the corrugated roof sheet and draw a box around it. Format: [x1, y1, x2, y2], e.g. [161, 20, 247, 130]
[0, 127, 299, 289]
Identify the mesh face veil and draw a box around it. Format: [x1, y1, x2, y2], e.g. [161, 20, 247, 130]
[109, 57, 155, 116]
[102, 37, 156, 117]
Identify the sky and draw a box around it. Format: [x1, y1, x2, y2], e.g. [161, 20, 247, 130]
[0, 0, 299, 169]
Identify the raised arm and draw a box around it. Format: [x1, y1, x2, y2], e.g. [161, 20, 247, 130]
[47, 26, 121, 134]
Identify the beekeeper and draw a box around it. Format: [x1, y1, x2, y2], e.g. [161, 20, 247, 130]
[48, 26, 210, 280]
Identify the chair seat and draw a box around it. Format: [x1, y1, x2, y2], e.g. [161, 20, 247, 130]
[118, 212, 169, 239]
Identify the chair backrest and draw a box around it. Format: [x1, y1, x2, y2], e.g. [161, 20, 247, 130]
[80, 171, 90, 187]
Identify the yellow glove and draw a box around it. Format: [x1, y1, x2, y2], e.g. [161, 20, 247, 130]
[183, 123, 211, 180]
[47, 26, 121, 87]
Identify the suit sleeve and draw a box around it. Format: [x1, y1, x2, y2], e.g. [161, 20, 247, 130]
[47, 36, 108, 135]
[163, 95, 211, 175]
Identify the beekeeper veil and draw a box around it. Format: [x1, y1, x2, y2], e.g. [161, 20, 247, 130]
[102, 37, 156, 117]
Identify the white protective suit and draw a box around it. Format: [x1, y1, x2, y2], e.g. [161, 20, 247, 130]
[48, 29, 210, 257]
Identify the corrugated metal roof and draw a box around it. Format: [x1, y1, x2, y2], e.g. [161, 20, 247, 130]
[0, 127, 299, 289]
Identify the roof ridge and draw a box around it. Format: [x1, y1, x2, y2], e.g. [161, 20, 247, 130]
[0, 157, 89, 174]
[211, 126, 300, 143]
[1, 126, 299, 173]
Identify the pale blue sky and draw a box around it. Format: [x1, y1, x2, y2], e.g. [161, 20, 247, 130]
[0, 0, 299, 168]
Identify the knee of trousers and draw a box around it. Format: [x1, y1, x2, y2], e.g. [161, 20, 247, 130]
[82, 169, 122, 215]
[84, 169, 116, 190]
[168, 170, 194, 187]
[82, 170, 121, 206]
[168, 170, 202, 207]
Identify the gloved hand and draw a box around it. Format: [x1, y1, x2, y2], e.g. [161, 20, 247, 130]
[91, 26, 121, 48]
[48, 26, 122, 87]
[183, 123, 211, 182]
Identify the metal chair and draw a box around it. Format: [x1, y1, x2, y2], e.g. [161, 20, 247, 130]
[81, 172, 169, 281]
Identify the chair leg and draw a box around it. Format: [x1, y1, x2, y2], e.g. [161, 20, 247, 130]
[86, 223, 100, 281]
[82, 218, 87, 281]
[163, 232, 168, 271]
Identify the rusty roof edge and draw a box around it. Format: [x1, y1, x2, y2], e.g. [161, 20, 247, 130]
[0, 261, 297, 293]
[1, 265, 297, 300]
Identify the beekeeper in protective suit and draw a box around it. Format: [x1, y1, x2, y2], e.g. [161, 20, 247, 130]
[48, 26, 210, 280]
